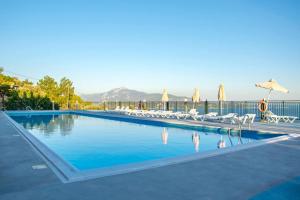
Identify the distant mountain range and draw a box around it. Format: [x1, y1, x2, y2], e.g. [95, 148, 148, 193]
[81, 87, 189, 102]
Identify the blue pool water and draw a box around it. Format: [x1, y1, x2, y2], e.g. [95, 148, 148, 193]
[10, 113, 281, 171]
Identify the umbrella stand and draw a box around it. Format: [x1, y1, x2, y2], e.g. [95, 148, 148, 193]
[219, 101, 223, 115]
[267, 89, 273, 103]
[204, 100, 208, 114]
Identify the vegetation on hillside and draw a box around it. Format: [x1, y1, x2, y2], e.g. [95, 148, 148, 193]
[0, 67, 85, 110]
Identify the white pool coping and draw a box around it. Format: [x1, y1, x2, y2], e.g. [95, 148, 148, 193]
[4, 110, 298, 183]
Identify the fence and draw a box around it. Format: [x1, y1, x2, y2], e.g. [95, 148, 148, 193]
[91, 100, 300, 119]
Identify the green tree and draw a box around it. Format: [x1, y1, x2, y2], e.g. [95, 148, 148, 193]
[37, 76, 59, 101]
[59, 77, 75, 109]
[0, 84, 12, 110]
[0, 67, 82, 110]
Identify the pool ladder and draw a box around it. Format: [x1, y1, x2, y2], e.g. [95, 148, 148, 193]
[228, 125, 243, 145]
[25, 106, 33, 111]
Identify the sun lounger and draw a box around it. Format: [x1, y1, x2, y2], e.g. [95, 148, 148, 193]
[148, 110, 166, 118]
[125, 109, 136, 115]
[194, 112, 218, 121]
[185, 109, 199, 120]
[110, 106, 120, 112]
[145, 110, 158, 117]
[281, 116, 298, 123]
[144, 109, 196, 119]
[220, 113, 238, 124]
[265, 111, 298, 124]
[119, 106, 129, 113]
[170, 111, 189, 119]
[208, 113, 238, 124]
[159, 111, 174, 118]
[245, 114, 256, 123]
[143, 110, 172, 118]
[232, 114, 256, 128]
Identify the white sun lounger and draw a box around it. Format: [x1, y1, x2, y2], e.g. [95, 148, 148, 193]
[184, 109, 199, 120]
[265, 111, 298, 124]
[119, 106, 129, 113]
[194, 112, 218, 121]
[127, 109, 149, 117]
[245, 114, 256, 124]
[281, 116, 298, 123]
[169, 111, 189, 119]
[143, 110, 172, 118]
[125, 109, 137, 116]
[113, 106, 126, 113]
[207, 113, 238, 124]
[153, 109, 196, 120]
[111, 106, 120, 112]
[158, 111, 174, 118]
[144, 110, 158, 117]
[232, 114, 256, 128]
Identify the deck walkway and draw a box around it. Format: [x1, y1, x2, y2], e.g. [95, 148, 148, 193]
[1, 111, 300, 200]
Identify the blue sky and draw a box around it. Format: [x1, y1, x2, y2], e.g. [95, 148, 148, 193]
[0, 0, 299, 100]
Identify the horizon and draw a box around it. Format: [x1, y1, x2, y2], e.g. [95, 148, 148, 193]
[1, 0, 299, 100]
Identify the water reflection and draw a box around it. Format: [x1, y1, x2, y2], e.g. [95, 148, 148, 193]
[159, 127, 253, 152]
[13, 114, 256, 150]
[217, 136, 226, 149]
[161, 128, 168, 145]
[12, 114, 76, 136]
[227, 131, 233, 147]
[192, 132, 200, 152]
[236, 131, 243, 145]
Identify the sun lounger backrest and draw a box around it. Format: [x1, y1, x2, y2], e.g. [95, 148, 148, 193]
[189, 109, 197, 114]
[265, 110, 275, 116]
[226, 113, 236, 118]
[246, 114, 256, 123]
[208, 112, 218, 116]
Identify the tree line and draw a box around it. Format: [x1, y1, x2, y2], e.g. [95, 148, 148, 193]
[0, 67, 84, 110]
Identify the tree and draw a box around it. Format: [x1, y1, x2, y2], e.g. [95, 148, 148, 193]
[37, 76, 59, 101]
[0, 68, 82, 110]
[0, 84, 12, 110]
[59, 77, 75, 109]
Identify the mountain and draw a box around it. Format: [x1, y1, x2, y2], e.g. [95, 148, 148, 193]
[81, 87, 189, 102]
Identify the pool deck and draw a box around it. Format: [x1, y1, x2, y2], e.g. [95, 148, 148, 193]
[1, 111, 300, 200]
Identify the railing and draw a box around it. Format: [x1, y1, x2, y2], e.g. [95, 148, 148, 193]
[90, 100, 300, 119]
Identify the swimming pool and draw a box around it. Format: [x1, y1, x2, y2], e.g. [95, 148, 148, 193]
[6, 111, 287, 182]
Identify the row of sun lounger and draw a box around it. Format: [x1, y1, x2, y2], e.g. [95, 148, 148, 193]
[111, 106, 297, 125]
[111, 107, 258, 127]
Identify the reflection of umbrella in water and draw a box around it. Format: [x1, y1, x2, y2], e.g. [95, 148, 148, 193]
[217, 135, 226, 149]
[192, 132, 200, 152]
[161, 128, 168, 145]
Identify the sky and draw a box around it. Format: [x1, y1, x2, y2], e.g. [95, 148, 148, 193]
[0, 0, 299, 100]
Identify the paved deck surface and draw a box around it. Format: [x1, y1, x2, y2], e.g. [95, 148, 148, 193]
[1, 111, 300, 200]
